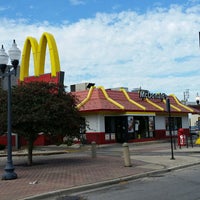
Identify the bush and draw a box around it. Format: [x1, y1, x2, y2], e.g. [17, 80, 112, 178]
[63, 137, 74, 146]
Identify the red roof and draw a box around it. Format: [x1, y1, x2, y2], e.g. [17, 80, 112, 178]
[72, 87, 198, 114]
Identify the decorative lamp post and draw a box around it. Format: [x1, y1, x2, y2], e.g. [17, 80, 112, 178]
[0, 40, 21, 180]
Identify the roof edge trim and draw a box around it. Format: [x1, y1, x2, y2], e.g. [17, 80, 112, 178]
[120, 89, 146, 110]
[98, 86, 124, 110]
[170, 94, 194, 112]
[163, 99, 181, 112]
[76, 86, 95, 109]
[146, 98, 164, 111]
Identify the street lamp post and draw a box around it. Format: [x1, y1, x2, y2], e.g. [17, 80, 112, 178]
[0, 40, 21, 180]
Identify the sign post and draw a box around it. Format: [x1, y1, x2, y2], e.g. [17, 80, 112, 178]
[166, 98, 175, 160]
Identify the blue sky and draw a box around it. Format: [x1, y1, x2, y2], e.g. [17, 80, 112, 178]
[0, 0, 200, 101]
[0, 0, 194, 24]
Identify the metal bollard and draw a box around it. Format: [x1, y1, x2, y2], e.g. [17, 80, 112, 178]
[91, 141, 96, 158]
[122, 143, 132, 167]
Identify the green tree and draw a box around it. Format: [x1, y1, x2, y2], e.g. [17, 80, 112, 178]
[0, 81, 84, 165]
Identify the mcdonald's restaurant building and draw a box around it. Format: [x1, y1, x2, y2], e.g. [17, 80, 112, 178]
[71, 83, 198, 144]
[0, 31, 198, 146]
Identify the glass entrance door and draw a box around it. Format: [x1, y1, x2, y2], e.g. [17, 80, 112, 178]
[115, 116, 128, 143]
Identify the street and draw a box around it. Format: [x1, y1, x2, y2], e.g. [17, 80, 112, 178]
[67, 164, 200, 200]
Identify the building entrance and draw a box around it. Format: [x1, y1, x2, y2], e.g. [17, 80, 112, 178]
[115, 116, 128, 143]
[105, 115, 155, 143]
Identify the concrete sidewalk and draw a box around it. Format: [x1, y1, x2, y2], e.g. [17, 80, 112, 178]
[0, 141, 200, 200]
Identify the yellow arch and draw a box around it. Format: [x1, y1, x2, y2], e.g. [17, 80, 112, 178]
[37, 32, 60, 76]
[20, 37, 38, 78]
[20, 32, 60, 81]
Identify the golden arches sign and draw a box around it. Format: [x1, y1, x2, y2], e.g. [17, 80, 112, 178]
[20, 32, 60, 81]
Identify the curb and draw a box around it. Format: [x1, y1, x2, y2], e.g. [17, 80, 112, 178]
[21, 161, 200, 200]
[0, 151, 68, 157]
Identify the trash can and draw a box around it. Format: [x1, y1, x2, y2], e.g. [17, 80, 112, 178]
[178, 128, 186, 146]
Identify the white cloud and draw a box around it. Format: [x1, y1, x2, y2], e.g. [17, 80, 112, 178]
[1, 4, 200, 101]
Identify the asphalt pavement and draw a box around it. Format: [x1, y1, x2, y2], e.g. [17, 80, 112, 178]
[0, 140, 200, 200]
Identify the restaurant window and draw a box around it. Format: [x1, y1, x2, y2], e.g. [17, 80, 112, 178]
[105, 117, 116, 133]
[129, 116, 155, 139]
[166, 117, 182, 131]
[105, 116, 155, 141]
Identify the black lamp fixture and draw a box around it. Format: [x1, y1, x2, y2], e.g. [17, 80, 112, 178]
[87, 83, 95, 89]
[196, 93, 200, 105]
[0, 40, 21, 180]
